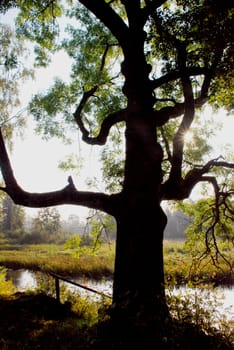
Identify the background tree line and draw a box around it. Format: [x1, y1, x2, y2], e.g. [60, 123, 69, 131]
[0, 195, 189, 244]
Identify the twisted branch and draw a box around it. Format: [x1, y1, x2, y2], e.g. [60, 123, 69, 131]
[74, 105, 127, 145]
[161, 156, 234, 200]
[0, 128, 115, 215]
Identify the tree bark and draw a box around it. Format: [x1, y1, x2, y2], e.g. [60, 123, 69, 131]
[111, 110, 169, 326]
[113, 198, 167, 307]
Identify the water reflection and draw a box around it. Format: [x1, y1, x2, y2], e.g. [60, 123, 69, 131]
[7, 269, 37, 291]
[6, 269, 234, 319]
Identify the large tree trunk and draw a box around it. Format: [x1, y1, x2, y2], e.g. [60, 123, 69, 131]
[110, 115, 170, 335]
[109, 192, 170, 347]
[113, 198, 168, 308]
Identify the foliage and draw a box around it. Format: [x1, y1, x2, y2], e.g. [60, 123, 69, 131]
[0, 266, 16, 296]
[179, 196, 234, 270]
[25, 207, 63, 244]
[0, 286, 233, 349]
[15, 0, 64, 67]
[0, 23, 33, 142]
[64, 234, 84, 257]
[166, 286, 234, 348]
[86, 210, 116, 248]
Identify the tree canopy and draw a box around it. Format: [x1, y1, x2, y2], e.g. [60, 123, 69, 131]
[0, 21, 33, 143]
[0, 0, 233, 228]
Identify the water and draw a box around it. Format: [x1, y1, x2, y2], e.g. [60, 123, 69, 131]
[6, 269, 112, 299]
[7, 269, 37, 291]
[6, 269, 234, 319]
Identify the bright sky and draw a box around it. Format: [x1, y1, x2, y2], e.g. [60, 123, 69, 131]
[1, 9, 233, 221]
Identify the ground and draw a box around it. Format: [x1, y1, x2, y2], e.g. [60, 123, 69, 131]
[0, 292, 233, 350]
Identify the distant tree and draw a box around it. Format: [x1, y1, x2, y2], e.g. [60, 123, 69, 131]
[0, 196, 25, 239]
[164, 208, 190, 240]
[29, 207, 62, 243]
[61, 214, 84, 235]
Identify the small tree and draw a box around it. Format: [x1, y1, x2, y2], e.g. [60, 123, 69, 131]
[29, 207, 62, 243]
[0, 196, 25, 239]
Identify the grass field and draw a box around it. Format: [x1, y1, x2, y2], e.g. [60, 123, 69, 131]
[0, 239, 233, 286]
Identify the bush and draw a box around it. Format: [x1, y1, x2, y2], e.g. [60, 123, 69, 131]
[0, 266, 16, 296]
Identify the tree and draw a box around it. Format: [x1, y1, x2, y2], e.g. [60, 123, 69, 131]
[86, 210, 116, 247]
[61, 214, 84, 235]
[180, 196, 234, 260]
[0, 0, 233, 343]
[29, 207, 62, 243]
[164, 208, 189, 240]
[0, 22, 33, 141]
[0, 195, 25, 239]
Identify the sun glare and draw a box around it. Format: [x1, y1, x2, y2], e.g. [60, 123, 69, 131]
[184, 130, 194, 144]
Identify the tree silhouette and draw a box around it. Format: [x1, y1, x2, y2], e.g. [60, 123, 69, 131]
[0, 0, 233, 341]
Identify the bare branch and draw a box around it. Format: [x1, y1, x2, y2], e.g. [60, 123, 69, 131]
[0, 128, 115, 215]
[196, 179, 233, 270]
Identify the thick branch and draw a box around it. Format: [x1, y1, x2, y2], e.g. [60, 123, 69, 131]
[186, 157, 234, 179]
[0, 128, 114, 215]
[168, 43, 195, 182]
[159, 127, 172, 161]
[73, 86, 98, 139]
[151, 67, 209, 90]
[79, 0, 129, 50]
[154, 103, 184, 126]
[161, 157, 234, 200]
[74, 104, 127, 145]
[154, 94, 210, 127]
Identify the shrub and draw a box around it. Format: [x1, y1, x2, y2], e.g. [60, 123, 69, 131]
[0, 266, 16, 296]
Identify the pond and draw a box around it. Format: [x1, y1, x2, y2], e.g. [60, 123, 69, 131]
[6, 269, 234, 320]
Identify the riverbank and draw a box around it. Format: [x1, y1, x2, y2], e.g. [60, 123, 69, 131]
[0, 241, 233, 287]
[0, 289, 233, 350]
[1, 241, 233, 349]
[5, 268, 234, 321]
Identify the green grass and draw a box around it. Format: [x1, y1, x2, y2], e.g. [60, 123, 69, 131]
[0, 240, 233, 286]
[0, 242, 114, 279]
[163, 240, 234, 286]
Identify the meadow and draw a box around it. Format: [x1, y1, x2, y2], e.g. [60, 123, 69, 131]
[0, 239, 233, 287]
